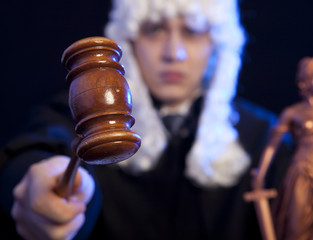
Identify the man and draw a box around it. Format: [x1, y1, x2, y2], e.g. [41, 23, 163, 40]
[0, 0, 292, 239]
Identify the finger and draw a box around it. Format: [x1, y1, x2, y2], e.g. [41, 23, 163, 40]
[71, 167, 95, 204]
[15, 223, 40, 240]
[44, 213, 85, 240]
[65, 213, 85, 239]
[13, 175, 85, 225]
[30, 191, 86, 224]
[37, 155, 72, 177]
[12, 173, 29, 205]
[12, 200, 85, 240]
[12, 202, 42, 240]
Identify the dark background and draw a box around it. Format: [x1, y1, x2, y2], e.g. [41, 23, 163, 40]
[1, 0, 313, 147]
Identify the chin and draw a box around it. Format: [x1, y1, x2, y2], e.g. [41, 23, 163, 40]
[158, 97, 185, 107]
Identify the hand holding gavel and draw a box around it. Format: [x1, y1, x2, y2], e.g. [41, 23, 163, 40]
[11, 37, 141, 240]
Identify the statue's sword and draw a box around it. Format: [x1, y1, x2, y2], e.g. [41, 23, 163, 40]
[243, 188, 277, 240]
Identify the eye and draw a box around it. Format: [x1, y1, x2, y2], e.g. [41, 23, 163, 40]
[139, 22, 165, 37]
[182, 26, 209, 37]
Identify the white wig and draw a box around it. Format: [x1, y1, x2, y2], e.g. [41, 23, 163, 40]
[105, 0, 250, 187]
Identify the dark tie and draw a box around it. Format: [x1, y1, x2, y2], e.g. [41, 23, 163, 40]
[162, 114, 185, 135]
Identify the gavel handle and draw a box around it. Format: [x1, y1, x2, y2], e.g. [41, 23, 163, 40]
[54, 154, 81, 199]
[55, 138, 82, 198]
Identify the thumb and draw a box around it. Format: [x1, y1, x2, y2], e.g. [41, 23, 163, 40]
[71, 166, 95, 204]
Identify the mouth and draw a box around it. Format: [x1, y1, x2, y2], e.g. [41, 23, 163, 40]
[160, 71, 184, 83]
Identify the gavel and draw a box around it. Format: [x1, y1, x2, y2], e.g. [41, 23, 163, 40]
[55, 36, 141, 198]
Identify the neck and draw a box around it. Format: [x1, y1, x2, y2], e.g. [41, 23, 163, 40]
[160, 98, 193, 116]
[305, 96, 313, 106]
[160, 90, 202, 116]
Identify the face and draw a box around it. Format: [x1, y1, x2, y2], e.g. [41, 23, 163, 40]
[132, 16, 213, 108]
[297, 61, 313, 99]
[298, 77, 313, 99]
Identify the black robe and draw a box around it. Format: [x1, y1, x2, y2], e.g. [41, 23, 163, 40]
[0, 90, 293, 240]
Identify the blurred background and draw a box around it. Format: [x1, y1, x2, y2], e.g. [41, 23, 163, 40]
[0, 0, 313, 147]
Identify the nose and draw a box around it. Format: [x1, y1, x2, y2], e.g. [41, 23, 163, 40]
[162, 33, 187, 62]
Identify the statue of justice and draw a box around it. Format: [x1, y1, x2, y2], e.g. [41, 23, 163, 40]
[245, 57, 313, 240]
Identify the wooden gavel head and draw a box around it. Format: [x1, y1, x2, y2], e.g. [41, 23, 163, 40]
[61, 36, 141, 165]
